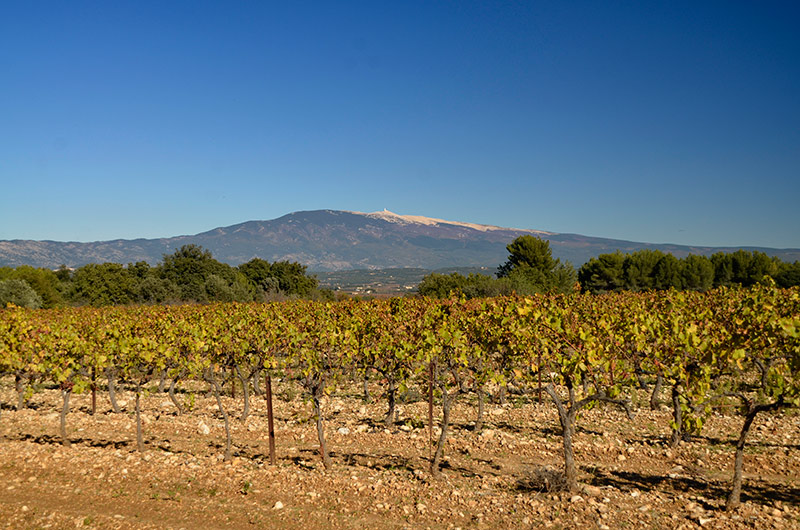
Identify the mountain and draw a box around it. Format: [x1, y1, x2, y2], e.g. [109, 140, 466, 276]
[1, 209, 798, 270]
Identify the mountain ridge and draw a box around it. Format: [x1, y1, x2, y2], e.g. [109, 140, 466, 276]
[1, 209, 798, 270]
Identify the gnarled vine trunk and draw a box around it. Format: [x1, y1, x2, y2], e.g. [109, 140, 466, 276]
[726, 399, 785, 510]
[207, 371, 232, 462]
[310, 378, 331, 469]
[384, 377, 397, 428]
[234, 364, 250, 423]
[60, 385, 72, 447]
[168, 376, 184, 415]
[670, 384, 684, 447]
[430, 382, 452, 476]
[106, 369, 121, 413]
[135, 381, 145, 452]
[474, 385, 485, 432]
[650, 373, 663, 411]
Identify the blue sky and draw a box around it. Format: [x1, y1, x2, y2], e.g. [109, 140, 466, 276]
[2, 1, 798, 249]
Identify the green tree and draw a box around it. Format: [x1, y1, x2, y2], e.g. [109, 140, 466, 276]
[417, 272, 509, 299]
[713, 250, 779, 287]
[69, 263, 138, 306]
[577, 252, 625, 293]
[238, 258, 318, 298]
[204, 274, 238, 303]
[653, 254, 683, 290]
[737, 250, 778, 286]
[417, 272, 466, 298]
[0, 279, 43, 308]
[775, 261, 800, 288]
[622, 249, 664, 291]
[680, 254, 714, 292]
[158, 245, 252, 302]
[0, 265, 65, 308]
[54, 264, 72, 282]
[135, 275, 180, 304]
[497, 235, 576, 294]
[711, 252, 734, 287]
[459, 273, 510, 298]
[127, 261, 152, 280]
[238, 258, 276, 294]
[741, 251, 778, 285]
[498, 236, 556, 277]
[268, 260, 317, 296]
[69, 263, 136, 306]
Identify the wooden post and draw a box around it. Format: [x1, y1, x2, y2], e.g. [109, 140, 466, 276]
[91, 367, 97, 415]
[428, 362, 434, 463]
[265, 372, 276, 465]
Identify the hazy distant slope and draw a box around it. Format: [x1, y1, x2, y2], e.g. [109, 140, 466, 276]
[1, 209, 798, 270]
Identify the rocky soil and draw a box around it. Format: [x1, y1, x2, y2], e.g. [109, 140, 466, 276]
[1, 376, 798, 529]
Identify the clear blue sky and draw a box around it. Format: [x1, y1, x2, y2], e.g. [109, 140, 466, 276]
[2, 1, 798, 248]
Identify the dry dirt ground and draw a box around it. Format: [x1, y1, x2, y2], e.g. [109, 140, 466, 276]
[1, 376, 799, 529]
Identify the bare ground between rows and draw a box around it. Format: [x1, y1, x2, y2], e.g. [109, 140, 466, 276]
[1, 378, 800, 529]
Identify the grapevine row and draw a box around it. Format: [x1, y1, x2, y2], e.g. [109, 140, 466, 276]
[1, 283, 798, 508]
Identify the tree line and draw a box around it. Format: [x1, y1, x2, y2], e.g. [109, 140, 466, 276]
[418, 235, 800, 298]
[0, 244, 331, 308]
[578, 248, 800, 293]
[3, 236, 798, 307]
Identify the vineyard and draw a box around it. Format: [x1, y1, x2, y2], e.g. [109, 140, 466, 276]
[1, 284, 799, 529]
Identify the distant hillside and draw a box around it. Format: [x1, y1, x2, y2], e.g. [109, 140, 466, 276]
[316, 266, 493, 297]
[1, 209, 798, 270]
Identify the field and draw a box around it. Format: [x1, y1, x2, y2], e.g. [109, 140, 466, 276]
[1, 376, 799, 529]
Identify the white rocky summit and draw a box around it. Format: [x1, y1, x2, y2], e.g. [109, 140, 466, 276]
[354, 209, 550, 235]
